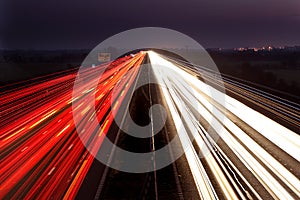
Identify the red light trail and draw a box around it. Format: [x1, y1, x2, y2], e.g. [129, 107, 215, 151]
[0, 52, 146, 199]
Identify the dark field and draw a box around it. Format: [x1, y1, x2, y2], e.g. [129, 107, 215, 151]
[1, 48, 299, 101]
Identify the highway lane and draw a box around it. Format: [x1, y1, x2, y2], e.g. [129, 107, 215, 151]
[91, 55, 186, 199]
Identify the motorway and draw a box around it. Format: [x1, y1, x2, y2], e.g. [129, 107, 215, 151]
[0, 51, 299, 199]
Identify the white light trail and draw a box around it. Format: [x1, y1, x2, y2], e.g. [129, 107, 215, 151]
[148, 51, 300, 200]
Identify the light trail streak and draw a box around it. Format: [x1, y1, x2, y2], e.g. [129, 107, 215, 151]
[151, 60, 218, 199]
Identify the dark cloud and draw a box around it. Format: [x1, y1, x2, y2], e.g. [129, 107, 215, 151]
[1, 0, 300, 49]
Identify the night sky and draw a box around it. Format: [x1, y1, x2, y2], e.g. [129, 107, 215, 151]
[1, 0, 300, 49]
